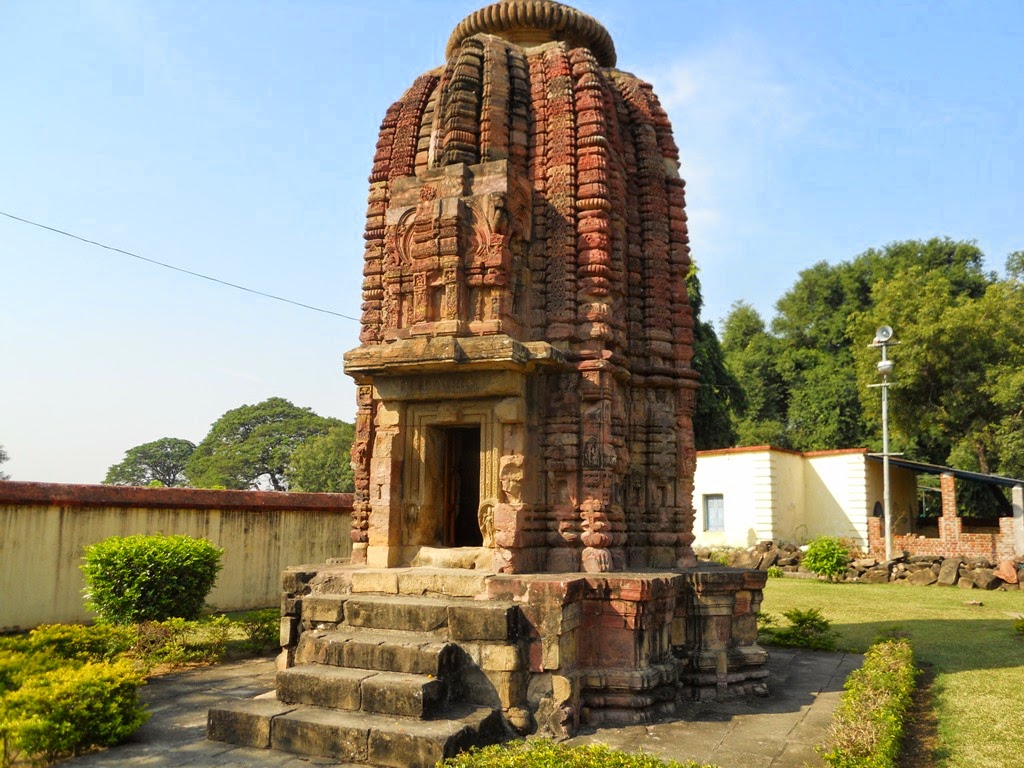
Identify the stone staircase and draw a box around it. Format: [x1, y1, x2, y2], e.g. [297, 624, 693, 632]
[208, 589, 521, 768]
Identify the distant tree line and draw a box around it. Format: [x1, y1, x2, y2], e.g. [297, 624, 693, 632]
[104, 397, 354, 493]
[693, 237, 1024, 515]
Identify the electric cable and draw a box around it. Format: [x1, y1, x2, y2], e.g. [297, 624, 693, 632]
[0, 209, 359, 321]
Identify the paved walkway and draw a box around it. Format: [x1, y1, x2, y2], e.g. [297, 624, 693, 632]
[59, 649, 860, 767]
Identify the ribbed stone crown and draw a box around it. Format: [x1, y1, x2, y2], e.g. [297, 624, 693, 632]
[447, 0, 617, 66]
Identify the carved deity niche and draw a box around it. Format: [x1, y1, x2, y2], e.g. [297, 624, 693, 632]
[462, 176, 532, 332]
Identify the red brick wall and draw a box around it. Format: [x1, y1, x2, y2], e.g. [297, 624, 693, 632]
[867, 472, 1016, 561]
[0, 480, 352, 511]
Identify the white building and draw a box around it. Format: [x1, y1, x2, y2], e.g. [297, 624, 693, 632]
[692, 446, 918, 550]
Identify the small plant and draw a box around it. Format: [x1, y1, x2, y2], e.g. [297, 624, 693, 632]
[81, 534, 223, 623]
[802, 537, 851, 582]
[235, 609, 280, 655]
[766, 565, 784, 578]
[24, 623, 138, 663]
[439, 739, 715, 767]
[818, 638, 917, 768]
[709, 550, 731, 566]
[133, 615, 233, 668]
[756, 611, 778, 633]
[1014, 617, 1024, 638]
[760, 607, 838, 651]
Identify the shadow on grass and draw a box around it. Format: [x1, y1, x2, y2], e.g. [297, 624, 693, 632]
[825, 618, 1023, 672]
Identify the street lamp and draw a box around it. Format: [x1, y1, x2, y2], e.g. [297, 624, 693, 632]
[870, 326, 895, 560]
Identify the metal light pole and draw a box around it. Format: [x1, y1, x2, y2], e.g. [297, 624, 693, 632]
[870, 326, 895, 560]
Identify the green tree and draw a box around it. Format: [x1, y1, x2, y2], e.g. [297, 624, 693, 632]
[726, 238, 997, 455]
[721, 302, 789, 447]
[0, 444, 9, 480]
[688, 266, 741, 449]
[186, 398, 341, 490]
[103, 438, 195, 487]
[288, 423, 355, 493]
[853, 263, 1024, 482]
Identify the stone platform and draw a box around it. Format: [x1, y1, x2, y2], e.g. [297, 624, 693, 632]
[208, 563, 768, 766]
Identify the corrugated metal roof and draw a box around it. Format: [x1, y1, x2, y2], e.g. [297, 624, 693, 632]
[866, 455, 1023, 488]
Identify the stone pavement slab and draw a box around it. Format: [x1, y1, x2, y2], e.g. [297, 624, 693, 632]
[568, 649, 862, 767]
[59, 648, 861, 768]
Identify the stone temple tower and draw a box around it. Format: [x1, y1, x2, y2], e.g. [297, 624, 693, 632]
[209, 5, 768, 759]
[345, 0, 699, 575]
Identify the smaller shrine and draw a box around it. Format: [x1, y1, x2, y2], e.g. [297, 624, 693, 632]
[208, 3, 768, 765]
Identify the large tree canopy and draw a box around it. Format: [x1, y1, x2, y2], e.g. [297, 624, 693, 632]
[723, 237, 1021, 497]
[720, 301, 789, 447]
[688, 267, 741, 450]
[851, 256, 1024, 477]
[0, 445, 10, 481]
[104, 437, 196, 487]
[186, 397, 343, 491]
[288, 423, 355, 493]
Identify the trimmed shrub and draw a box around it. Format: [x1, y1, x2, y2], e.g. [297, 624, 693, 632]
[818, 638, 916, 768]
[439, 740, 716, 767]
[1, 624, 138, 699]
[25, 623, 138, 663]
[0, 660, 148, 765]
[802, 537, 851, 581]
[81, 534, 223, 623]
[760, 607, 838, 651]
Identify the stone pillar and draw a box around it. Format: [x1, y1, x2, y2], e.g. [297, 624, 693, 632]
[366, 402, 406, 568]
[1013, 484, 1024, 558]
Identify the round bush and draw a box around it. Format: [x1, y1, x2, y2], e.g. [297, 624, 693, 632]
[801, 536, 851, 581]
[81, 534, 223, 624]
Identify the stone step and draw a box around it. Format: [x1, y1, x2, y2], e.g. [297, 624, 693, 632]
[208, 699, 509, 768]
[295, 628, 463, 677]
[277, 664, 445, 719]
[342, 593, 522, 641]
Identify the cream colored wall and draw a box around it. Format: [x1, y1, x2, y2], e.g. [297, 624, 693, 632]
[693, 449, 919, 551]
[803, 453, 869, 546]
[0, 503, 351, 632]
[864, 461, 919, 536]
[692, 450, 778, 548]
[767, 451, 804, 544]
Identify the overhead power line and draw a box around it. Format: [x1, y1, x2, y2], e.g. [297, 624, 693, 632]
[0, 209, 359, 322]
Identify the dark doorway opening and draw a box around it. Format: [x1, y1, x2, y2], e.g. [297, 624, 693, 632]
[443, 426, 482, 547]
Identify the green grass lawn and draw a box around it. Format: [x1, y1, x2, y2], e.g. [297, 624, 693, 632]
[762, 578, 1024, 768]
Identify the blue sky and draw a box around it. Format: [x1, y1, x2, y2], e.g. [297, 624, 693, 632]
[2, 0, 1021, 484]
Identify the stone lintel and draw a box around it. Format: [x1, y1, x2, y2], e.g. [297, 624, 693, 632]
[344, 335, 564, 379]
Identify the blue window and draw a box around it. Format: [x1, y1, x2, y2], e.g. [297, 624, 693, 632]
[703, 494, 725, 532]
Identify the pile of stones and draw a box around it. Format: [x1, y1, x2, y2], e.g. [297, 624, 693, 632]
[696, 541, 1023, 590]
[845, 554, 1021, 590]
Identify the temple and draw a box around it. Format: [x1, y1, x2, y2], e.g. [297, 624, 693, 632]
[208, 3, 768, 764]
[344, 0, 698, 575]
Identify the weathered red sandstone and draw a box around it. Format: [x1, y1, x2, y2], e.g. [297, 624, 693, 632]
[346, 0, 699, 576]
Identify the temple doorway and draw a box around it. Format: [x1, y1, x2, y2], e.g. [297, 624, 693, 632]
[442, 425, 482, 547]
